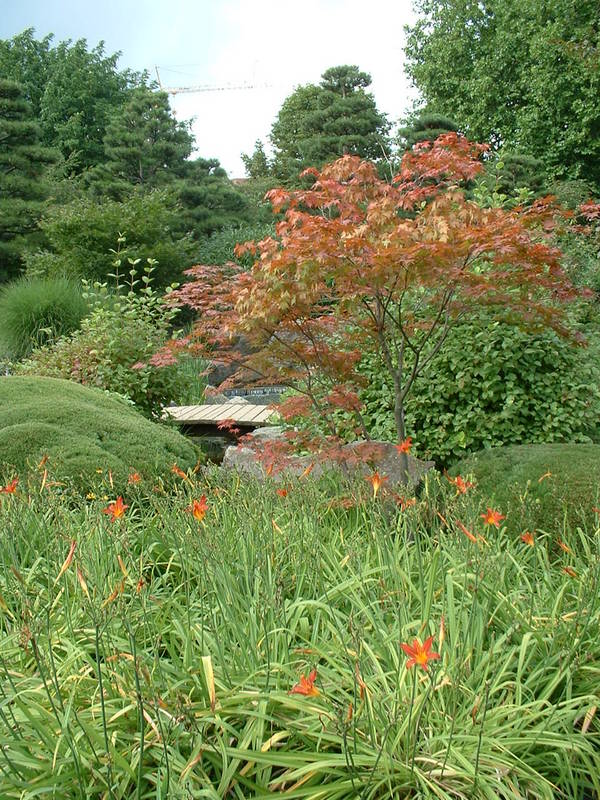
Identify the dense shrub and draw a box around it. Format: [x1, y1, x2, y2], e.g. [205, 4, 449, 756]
[0, 375, 197, 492]
[16, 265, 190, 418]
[360, 316, 600, 466]
[450, 443, 600, 535]
[0, 275, 89, 360]
[25, 189, 196, 288]
[193, 220, 276, 268]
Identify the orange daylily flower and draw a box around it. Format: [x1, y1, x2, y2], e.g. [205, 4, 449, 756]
[395, 437, 413, 455]
[171, 464, 187, 480]
[395, 495, 416, 511]
[289, 667, 320, 697]
[54, 540, 77, 584]
[563, 566, 578, 578]
[0, 477, 19, 494]
[521, 531, 535, 547]
[557, 538, 572, 554]
[128, 472, 142, 484]
[276, 488, 288, 498]
[446, 474, 475, 494]
[480, 507, 506, 528]
[300, 462, 315, 478]
[136, 577, 146, 593]
[400, 635, 440, 671]
[366, 471, 388, 498]
[188, 495, 209, 523]
[102, 496, 129, 522]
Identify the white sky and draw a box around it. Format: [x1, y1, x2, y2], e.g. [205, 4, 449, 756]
[3, 0, 419, 177]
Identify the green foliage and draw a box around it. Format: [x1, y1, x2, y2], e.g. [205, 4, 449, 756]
[89, 86, 193, 199]
[0, 28, 140, 173]
[0, 275, 88, 360]
[451, 443, 600, 535]
[0, 469, 600, 796]
[0, 79, 56, 282]
[404, 0, 600, 189]
[17, 263, 190, 418]
[175, 157, 250, 240]
[194, 220, 276, 267]
[359, 316, 600, 465]
[397, 112, 459, 151]
[0, 375, 197, 492]
[271, 65, 390, 182]
[25, 190, 195, 288]
[241, 139, 272, 179]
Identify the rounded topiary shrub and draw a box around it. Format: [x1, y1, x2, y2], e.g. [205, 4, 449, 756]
[450, 443, 600, 536]
[360, 316, 600, 466]
[0, 376, 198, 493]
[0, 276, 89, 360]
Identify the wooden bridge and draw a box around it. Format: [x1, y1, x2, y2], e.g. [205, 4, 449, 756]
[165, 401, 276, 431]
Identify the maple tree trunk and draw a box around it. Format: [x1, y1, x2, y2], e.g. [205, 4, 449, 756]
[394, 386, 410, 487]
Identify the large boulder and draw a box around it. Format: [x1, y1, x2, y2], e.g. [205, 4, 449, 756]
[222, 426, 435, 488]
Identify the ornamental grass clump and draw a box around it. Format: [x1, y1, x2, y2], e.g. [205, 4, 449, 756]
[0, 466, 599, 797]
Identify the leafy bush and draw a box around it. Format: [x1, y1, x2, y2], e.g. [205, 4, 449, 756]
[450, 443, 600, 535]
[0, 275, 89, 360]
[25, 189, 196, 288]
[0, 375, 197, 492]
[360, 316, 600, 465]
[16, 264, 190, 418]
[193, 220, 276, 267]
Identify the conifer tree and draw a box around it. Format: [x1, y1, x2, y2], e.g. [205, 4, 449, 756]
[90, 86, 193, 199]
[0, 80, 56, 283]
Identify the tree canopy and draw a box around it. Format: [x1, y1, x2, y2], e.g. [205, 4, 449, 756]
[0, 80, 56, 283]
[404, 0, 600, 189]
[270, 65, 390, 183]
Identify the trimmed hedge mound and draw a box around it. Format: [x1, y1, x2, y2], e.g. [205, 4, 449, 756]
[0, 376, 198, 492]
[451, 443, 600, 535]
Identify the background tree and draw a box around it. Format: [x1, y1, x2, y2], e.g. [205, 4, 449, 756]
[164, 135, 580, 478]
[270, 65, 390, 183]
[404, 0, 600, 189]
[89, 86, 193, 199]
[241, 139, 272, 179]
[0, 29, 140, 173]
[0, 80, 56, 283]
[397, 112, 459, 152]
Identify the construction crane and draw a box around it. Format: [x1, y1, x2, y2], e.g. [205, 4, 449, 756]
[154, 66, 274, 95]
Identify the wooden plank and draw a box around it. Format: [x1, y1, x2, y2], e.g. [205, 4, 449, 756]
[165, 403, 276, 426]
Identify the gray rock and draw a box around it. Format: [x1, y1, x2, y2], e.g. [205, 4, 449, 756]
[221, 427, 435, 488]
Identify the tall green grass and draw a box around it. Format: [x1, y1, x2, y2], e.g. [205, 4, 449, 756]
[0, 276, 89, 360]
[0, 468, 598, 798]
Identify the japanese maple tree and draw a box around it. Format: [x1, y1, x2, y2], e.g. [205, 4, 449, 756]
[161, 134, 580, 476]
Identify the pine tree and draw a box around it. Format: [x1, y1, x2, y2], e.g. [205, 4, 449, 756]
[90, 86, 193, 199]
[0, 80, 56, 283]
[271, 65, 390, 183]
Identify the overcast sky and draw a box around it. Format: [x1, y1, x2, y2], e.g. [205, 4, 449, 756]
[2, 0, 419, 177]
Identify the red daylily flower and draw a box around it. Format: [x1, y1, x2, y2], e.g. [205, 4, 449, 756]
[290, 667, 320, 696]
[400, 635, 440, 671]
[188, 495, 209, 523]
[480, 507, 506, 528]
[366, 471, 388, 498]
[395, 437, 413, 454]
[102, 496, 128, 522]
[0, 477, 18, 494]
